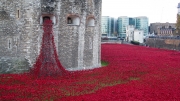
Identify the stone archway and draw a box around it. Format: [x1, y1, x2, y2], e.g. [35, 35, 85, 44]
[43, 16, 50, 23]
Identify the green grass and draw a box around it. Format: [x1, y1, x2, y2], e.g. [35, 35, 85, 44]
[101, 61, 109, 66]
[129, 77, 140, 81]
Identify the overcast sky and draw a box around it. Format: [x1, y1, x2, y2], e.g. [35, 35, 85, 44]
[102, 0, 180, 24]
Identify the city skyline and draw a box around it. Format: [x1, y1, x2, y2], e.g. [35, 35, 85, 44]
[102, 0, 180, 24]
[101, 16, 149, 38]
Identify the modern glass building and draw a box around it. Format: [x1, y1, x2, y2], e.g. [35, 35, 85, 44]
[117, 16, 129, 38]
[101, 16, 111, 37]
[129, 17, 136, 26]
[101, 16, 117, 37]
[111, 18, 116, 36]
[135, 16, 149, 36]
[102, 16, 149, 38]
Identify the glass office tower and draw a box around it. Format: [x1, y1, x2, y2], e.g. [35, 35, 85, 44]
[101, 16, 111, 37]
[135, 16, 149, 36]
[117, 16, 129, 38]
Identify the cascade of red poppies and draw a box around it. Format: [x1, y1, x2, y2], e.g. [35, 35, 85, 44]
[31, 20, 67, 77]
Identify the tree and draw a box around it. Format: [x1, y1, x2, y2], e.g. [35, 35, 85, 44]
[175, 14, 180, 35]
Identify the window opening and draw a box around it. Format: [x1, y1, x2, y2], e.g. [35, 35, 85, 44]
[18, 10, 20, 18]
[87, 17, 95, 27]
[8, 39, 12, 49]
[43, 16, 50, 23]
[67, 15, 80, 25]
[67, 17, 72, 24]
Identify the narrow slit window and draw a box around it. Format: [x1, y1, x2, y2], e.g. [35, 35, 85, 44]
[18, 10, 20, 18]
[8, 39, 12, 49]
[16, 10, 20, 19]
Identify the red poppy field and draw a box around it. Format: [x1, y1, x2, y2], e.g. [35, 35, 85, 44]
[1, 44, 180, 101]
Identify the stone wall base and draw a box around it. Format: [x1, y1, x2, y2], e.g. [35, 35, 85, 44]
[145, 38, 180, 51]
[0, 57, 30, 74]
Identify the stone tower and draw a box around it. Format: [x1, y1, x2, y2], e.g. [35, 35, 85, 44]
[0, 0, 102, 73]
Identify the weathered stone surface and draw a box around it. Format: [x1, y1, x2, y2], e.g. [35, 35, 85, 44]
[0, 57, 30, 74]
[145, 38, 180, 50]
[0, 0, 102, 73]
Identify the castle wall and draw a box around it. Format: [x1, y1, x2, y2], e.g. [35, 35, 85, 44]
[145, 38, 180, 50]
[0, 0, 32, 73]
[59, 0, 102, 70]
[84, 0, 102, 69]
[0, 0, 102, 73]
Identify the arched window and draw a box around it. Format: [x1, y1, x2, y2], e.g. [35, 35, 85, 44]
[40, 15, 56, 25]
[43, 16, 50, 23]
[87, 17, 95, 27]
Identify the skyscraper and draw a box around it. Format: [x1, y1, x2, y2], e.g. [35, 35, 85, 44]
[111, 18, 117, 36]
[101, 16, 149, 38]
[101, 16, 111, 37]
[101, 16, 117, 37]
[135, 16, 149, 36]
[129, 17, 136, 26]
[117, 16, 129, 38]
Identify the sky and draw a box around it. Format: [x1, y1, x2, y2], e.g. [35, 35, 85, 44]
[102, 0, 180, 24]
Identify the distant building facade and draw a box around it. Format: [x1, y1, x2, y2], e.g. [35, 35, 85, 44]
[133, 30, 144, 43]
[101, 16, 111, 37]
[102, 16, 149, 39]
[129, 17, 136, 26]
[117, 16, 129, 38]
[126, 25, 144, 43]
[110, 18, 117, 37]
[116, 16, 148, 39]
[135, 16, 149, 36]
[157, 27, 174, 36]
[126, 25, 135, 42]
[101, 16, 117, 37]
[149, 23, 176, 35]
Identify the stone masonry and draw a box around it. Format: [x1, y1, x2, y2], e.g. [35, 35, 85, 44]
[145, 38, 180, 51]
[0, 0, 102, 73]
